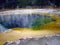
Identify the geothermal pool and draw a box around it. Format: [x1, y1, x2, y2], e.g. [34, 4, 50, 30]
[0, 9, 60, 31]
[0, 14, 54, 31]
[0, 9, 60, 45]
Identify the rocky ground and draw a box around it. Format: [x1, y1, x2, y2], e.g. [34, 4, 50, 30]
[3, 35, 60, 45]
[0, 28, 60, 45]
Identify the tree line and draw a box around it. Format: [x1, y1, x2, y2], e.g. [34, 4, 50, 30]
[0, 0, 60, 9]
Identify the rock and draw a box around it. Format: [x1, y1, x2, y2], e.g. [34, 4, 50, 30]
[3, 42, 8, 45]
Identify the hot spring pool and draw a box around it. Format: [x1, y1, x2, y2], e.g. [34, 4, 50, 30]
[0, 9, 60, 31]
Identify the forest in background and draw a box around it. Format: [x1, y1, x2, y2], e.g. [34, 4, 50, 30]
[0, 0, 60, 9]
